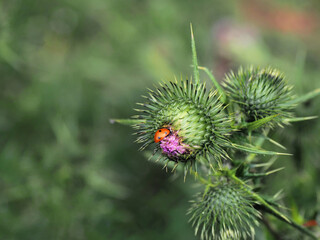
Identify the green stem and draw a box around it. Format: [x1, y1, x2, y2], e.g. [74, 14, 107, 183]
[286, 88, 320, 105]
[228, 173, 318, 239]
[190, 23, 200, 85]
[198, 66, 227, 104]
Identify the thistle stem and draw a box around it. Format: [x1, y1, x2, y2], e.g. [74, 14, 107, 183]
[227, 173, 318, 239]
[190, 23, 200, 85]
[198, 66, 227, 104]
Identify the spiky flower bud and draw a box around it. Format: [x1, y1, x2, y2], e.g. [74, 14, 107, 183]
[133, 79, 231, 165]
[188, 181, 260, 240]
[223, 67, 294, 126]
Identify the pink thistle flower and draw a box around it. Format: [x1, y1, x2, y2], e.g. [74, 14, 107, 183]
[159, 131, 190, 158]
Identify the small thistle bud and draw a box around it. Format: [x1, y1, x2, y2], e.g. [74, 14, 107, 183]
[188, 181, 260, 240]
[223, 67, 294, 126]
[133, 79, 231, 166]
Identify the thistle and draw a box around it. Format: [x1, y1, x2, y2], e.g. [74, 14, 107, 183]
[112, 24, 320, 240]
[133, 80, 231, 167]
[223, 66, 294, 127]
[188, 181, 260, 240]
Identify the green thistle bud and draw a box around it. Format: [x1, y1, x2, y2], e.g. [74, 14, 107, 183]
[223, 67, 294, 126]
[133, 79, 231, 165]
[188, 181, 260, 240]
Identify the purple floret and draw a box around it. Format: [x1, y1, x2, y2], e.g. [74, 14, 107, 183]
[160, 133, 189, 157]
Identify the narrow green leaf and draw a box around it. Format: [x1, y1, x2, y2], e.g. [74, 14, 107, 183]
[243, 114, 279, 131]
[252, 134, 287, 150]
[283, 116, 318, 123]
[265, 137, 287, 150]
[265, 167, 285, 175]
[198, 66, 227, 103]
[230, 143, 291, 156]
[251, 159, 276, 168]
[109, 118, 146, 125]
[287, 88, 320, 105]
[244, 167, 284, 178]
[273, 190, 284, 202]
[190, 23, 200, 84]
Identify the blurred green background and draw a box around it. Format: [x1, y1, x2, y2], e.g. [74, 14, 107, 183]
[0, 0, 320, 239]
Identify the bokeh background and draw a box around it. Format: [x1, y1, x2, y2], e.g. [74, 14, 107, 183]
[1, 0, 320, 239]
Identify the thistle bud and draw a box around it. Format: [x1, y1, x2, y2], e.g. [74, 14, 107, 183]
[133, 79, 231, 165]
[223, 67, 294, 126]
[188, 181, 260, 240]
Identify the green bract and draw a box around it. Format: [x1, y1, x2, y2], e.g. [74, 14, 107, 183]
[188, 181, 260, 240]
[133, 79, 231, 164]
[224, 67, 294, 126]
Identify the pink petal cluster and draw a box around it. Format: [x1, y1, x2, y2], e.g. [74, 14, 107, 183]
[159, 133, 189, 157]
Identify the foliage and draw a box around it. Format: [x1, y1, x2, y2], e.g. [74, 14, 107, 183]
[115, 26, 320, 239]
[1, 0, 320, 240]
